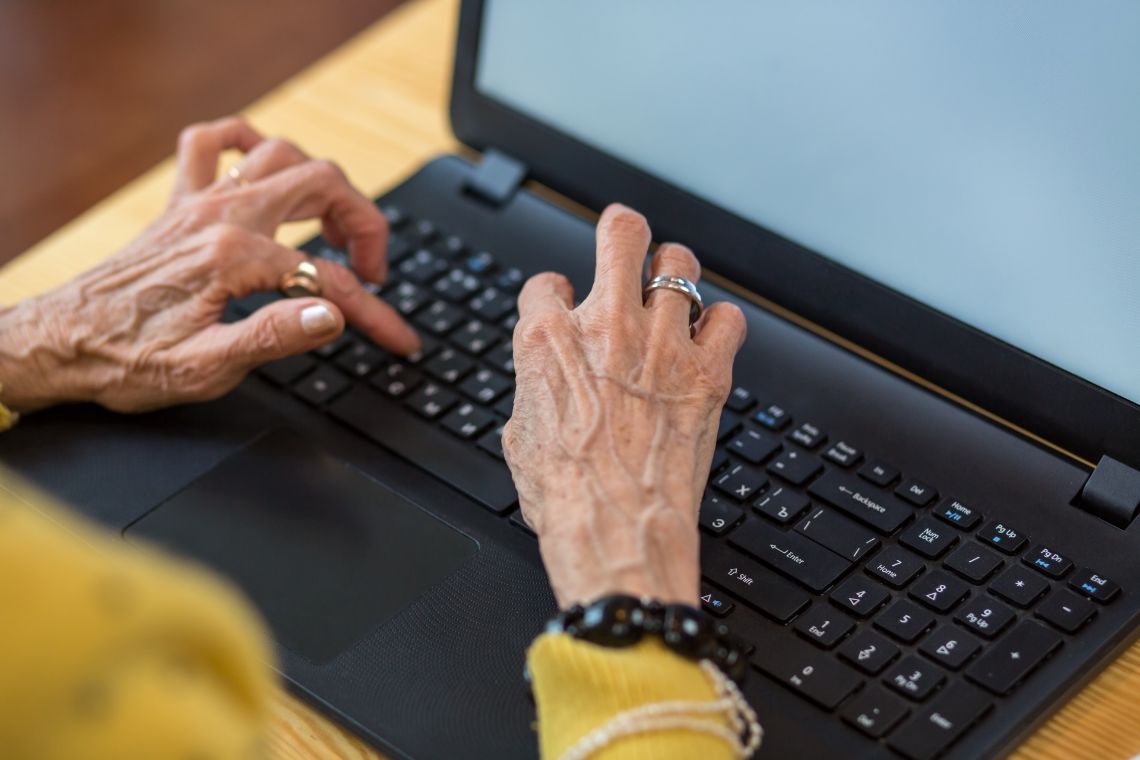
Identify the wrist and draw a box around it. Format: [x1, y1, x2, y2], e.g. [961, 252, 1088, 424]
[0, 298, 74, 413]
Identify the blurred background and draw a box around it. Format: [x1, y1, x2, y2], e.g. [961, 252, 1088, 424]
[0, 0, 407, 267]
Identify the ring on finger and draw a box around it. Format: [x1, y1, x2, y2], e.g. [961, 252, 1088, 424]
[226, 164, 250, 187]
[279, 260, 322, 298]
[642, 274, 704, 327]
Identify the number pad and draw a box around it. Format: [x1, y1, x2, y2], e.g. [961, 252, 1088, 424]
[874, 599, 935, 643]
[954, 595, 1015, 639]
[884, 655, 946, 700]
[909, 570, 969, 613]
[944, 544, 1003, 583]
[792, 603, 855, 648]
[919, 624, 982, 670]
[866, 546, 924, 589]
[830, 575, 890, 618]
[838, 630, 900, 675]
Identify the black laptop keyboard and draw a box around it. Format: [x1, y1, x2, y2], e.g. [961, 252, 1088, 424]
[232, 208, 1122, 760]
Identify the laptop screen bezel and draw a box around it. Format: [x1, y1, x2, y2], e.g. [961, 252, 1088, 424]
[448, 0, 1140, 468]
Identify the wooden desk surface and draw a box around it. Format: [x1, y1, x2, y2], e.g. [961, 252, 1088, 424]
[1, 0, 1136, 756]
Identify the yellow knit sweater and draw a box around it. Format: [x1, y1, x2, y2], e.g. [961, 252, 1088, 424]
[0, 479, 734, 760]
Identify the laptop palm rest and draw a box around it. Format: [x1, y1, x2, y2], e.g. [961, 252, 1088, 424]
[125, 428, 479, 664]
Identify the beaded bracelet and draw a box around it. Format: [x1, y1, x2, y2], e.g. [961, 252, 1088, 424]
[541, 594, 749, 682]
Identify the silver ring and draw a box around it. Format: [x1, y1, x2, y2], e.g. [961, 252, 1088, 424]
[643, 274, 704, 326]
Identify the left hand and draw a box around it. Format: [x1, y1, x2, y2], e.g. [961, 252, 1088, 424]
[0, 116, 419, 413]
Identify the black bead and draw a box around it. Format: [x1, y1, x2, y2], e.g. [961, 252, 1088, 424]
[661, 604, 716, 659]
[578, 595, 645, 647]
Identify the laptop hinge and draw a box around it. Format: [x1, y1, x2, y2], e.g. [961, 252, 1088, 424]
[464, 148, 527, 206]
[1077, 456, 1140, 529]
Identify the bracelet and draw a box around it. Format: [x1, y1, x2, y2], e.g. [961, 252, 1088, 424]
[0, 382, 17, 433]
[542, 594, 749, 682]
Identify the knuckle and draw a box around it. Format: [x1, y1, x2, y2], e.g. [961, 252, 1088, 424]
[656, 242, 699, 273]
[517, 311, 564, 348]
[206, 223, 250, 259]
[308, 158, 346, 185]
[249, 315, 287, 356]
[263, 137, 298, 162]
[177, 124, 208, 152]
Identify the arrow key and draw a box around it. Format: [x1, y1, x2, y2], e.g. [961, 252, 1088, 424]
[830, 575, 891, 618]
[713, 463, 768, 502]
[919, 624, 981, 670]
[838, 629, 900, 675]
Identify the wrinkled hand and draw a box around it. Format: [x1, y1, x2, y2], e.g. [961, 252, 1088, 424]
[505, 205, 746, 608]
[0, 116, 418, 413]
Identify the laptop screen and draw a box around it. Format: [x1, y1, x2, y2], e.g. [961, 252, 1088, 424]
[475, 2, 1140, 407]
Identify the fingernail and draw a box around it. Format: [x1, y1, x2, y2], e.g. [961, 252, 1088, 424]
[300, 304, 336, 335]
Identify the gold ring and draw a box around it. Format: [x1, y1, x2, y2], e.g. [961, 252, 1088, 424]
[279, 260, 322, 298]
[226, 164, 250, 187]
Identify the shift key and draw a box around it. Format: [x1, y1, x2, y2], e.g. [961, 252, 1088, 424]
[701, 540, 810, 622]
[809, 469, 913, 534]
[728, 518, 851, 592]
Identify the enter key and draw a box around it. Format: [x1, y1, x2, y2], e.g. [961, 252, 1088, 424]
[729, 518, 852, 592]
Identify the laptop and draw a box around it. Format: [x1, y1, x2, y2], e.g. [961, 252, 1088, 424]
[4, 1, 1139, 758]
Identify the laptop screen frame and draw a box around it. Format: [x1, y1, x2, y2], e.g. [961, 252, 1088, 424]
[448, 0, 1140, 469]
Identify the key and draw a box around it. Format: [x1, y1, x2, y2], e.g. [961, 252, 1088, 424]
[977, 520, 1027, 554]
[699, 587, 735, 617]
[824, 440, 862, 468]
[409, 218, 438, 244]
[259, 354, 315, 386]
[494, 266, 524, 292]
[485, 340, 515, 375]
[699, 493, 744, 536]
[838, 629, 900, 675]
[796, 506, 880, 561]
[727, 428, 781, 464]
[381, 205, 407, 229]
[989, 565, 1049, 608]
[887, 682, 992, 760]
[750, 634, 863, 710]
[933, 497, 982, 530]
[787, 422, 826, 449]
[710, 449, 729, 475]
[725, 386, 756, 412]
[919, 625, 982, 670]
[809, 469, 913, 534]
[312, 332, 351, 359]
[718, 409, 743, 442]
[700, 541, 809, 622]
[432, 268, 481, 301]
[899, 519, 958, 559]
[792, 603, 856, 648]
[434, 234, 466, 258]
[858, 459, 899, 487]
[909, 570, 969, 613]
[406, 333, 439, 364]
[414, 299, 466, 335]
[840, 684, 909, 738]
[728, 518, 852, 592]
[830, 575, 890, 618]
[458, 367, 511, 404]
[383, 280, 428, 316]
[1068, 567, 1120, 603]
[966, 620, 1062, 695]
[424, 347, 474, 384]
[1035, 589, 1096, 633]
[398, 248, 449, 284]
[335, 341, 385, 378]
[895, 478, 938, 507]
[752, 486, 809, 525]
[866, 546, 924, 588]
[293, 367, 350, 406]
[954, 595, 1015, 639]
[476, 422, 505, 460]
[462, 250, 495, 273]
[493, 391, 515, 419]
[884, 655, 946, 701]
[944, 544, 1003, 583]
[371, 362, 423, 398]
[1022, 543, 1073, 578]
[767, 449, 823, 485]
[440, 403, 496, 440]
[712, 463, 767, 502]
[403, 381, 459, 419]
[752, 403, 791, 431]
[875, 599, 934, 643]
[468, 287, 515, 322]
[329, 387, 518, 513]
[450, 319, 504, 355]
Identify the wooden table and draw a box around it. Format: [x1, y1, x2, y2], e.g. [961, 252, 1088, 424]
[1, 0, 1136, 756]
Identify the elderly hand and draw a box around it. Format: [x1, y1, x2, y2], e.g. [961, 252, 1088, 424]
[0, 116, 418, 414]
[505, 205, 747, 608]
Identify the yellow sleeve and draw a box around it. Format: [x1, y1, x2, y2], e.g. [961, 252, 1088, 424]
[0, 479, 276, 760]
[528, 632, 738, 760]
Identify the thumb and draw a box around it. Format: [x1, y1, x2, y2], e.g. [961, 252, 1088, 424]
[221, 297, 346, 369]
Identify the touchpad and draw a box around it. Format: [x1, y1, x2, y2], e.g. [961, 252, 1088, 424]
[126, 429, 479, 664]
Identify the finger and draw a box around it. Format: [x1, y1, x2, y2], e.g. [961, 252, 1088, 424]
[220, 233, 420, 356]
[587, 204, 651, 309]
[644, 242, 701, 329]
[208, 297, 346, 371]
[173, 116, 263, 198]
[227, 137, 308, 183]
[693, 301, 747, 363]
[251, 159, 388, 283]
[516, 271, 575, 321]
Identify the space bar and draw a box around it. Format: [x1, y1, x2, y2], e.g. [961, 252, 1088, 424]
[328, 386, 518, 514]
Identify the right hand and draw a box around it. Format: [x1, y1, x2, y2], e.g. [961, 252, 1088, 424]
[504, 205, 747, 607]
